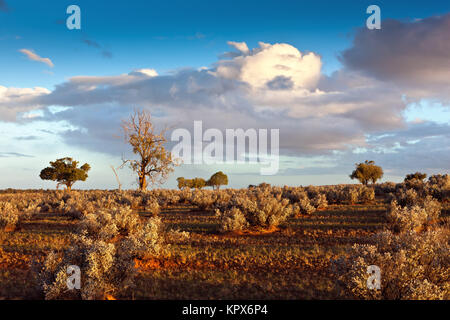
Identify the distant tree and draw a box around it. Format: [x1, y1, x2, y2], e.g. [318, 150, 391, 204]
[207, 171, 228, 190]
[404, 172, 427, 182]
[177, 177, 186, 189]
[191, 178, 207, 189]
[39, 157, 91, 191]
[177, 177, 206, 189]
[350, 160, 383, 185]
[121, 109, 178, 191]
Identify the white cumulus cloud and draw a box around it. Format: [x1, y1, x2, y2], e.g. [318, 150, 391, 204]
[0, 86, 50, 121]
[215, 42, 322, 91]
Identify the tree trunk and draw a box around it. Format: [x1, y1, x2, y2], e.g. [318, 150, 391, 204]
[139, 175, 147, 191]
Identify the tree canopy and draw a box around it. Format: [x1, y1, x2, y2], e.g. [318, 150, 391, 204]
[121, 110, 178, 191]
[39, 157, 91, 191]
[404, 172, 427, 182]
[207, 171, 228, 190]
[177, 177, 207, 189]
[349, 160, 383, 185]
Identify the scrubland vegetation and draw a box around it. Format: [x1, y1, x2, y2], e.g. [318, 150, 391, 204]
[0, 111, 448, 300]
[0, 174, 448, 300]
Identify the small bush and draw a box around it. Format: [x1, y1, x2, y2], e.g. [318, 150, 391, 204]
[387, 196, 441, 233]
[311, 194, 328, 209]
[0, 202, 19, 230]
[333, 228, 450, 300]
[41, 208, 165, 300]
[216, 207, 248, 232]
[216, 190, 293, 231]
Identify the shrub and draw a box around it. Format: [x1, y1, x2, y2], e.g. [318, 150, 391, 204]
[395, 188, 419, 207]
[142, 195, 160, 215]
[347, 187, 359, 204]
[428, 174, 450, 188]
[358, 186, 375, 203]
[216, 207, 248, 232]
[41, 207, 165, 300]
[298, 198, 316, 214]
[311, 194, 328, 209]
[405, 172, 427, 182]
[375, 182, 397, 196]
[333, 228, 450, 300]
[190, 190, 216, 211]
[166, 228, 190, 242]
[40, 236, 117, 300]
[386, 196, 441, 233]
[0, 202, 19, 230]
[216, 190, 293, 231]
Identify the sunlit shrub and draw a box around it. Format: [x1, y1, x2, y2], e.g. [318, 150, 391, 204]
[333, 228, 450, 300]
[358, 186, 375, 203]
[0, 202, 19, 230]
[41, 207, 165, 300]
[386, 196, 441, 233]
[166, 228, 190, 242]
[298, 198, 316, 214]
[216, 190, 293, 231]
[216, 207, 248, 232]
[395, 188, 419, 207]
[311, 194, 328, 209]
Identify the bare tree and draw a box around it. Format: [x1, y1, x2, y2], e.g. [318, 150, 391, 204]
[120, 109, 177, 191]
[110, 165, 122, 191]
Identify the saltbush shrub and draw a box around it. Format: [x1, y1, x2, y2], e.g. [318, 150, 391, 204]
[333, 228, 450, 300]
[40, 207, 165, 300]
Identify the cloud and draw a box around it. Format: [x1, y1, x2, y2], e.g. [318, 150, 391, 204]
[3, 33, 448, 179]
[280, 121, 450, 177]
[350, 121, 450, 175]
[19, 49, 54, 68]
[227, 41, 249, 54]
[83, 39, 101, 49]
[215, 42, 322, 90]
[13, 135, 39, 141]
[82, 38, 113, 59]
[5, 41, 407, 157]
[187, 32, 206, 40]
[0, 86, 50, 121]
[339, 13, 450, 101]
[0, 152, 34, 158]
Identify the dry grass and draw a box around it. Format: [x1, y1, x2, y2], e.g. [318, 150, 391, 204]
[0, 185, 448, 300]
[0, 198, 387, 300]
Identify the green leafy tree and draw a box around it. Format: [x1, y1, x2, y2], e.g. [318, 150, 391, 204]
[350, 160, 383, 185]
[404, 172, 427, 182]
[207, 171, 228, 190]
[39, 157, 91, 191]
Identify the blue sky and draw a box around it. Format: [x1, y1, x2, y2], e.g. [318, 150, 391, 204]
[3, 0, 449, 87]
[1, 0, 449, 189]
